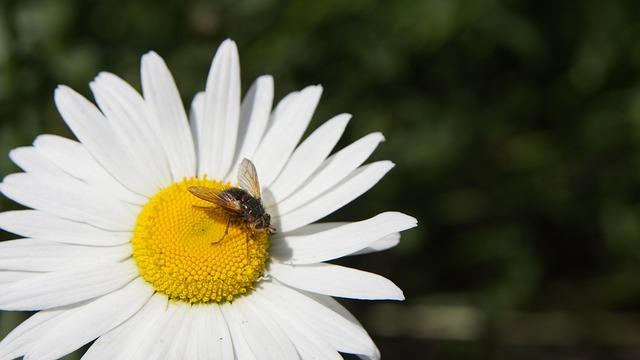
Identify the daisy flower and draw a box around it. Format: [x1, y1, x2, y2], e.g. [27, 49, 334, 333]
[0, 39, 417, 359]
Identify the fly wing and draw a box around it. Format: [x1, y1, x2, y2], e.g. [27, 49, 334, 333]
[188, 186, 242, 213]
[237, 158, 261, 199]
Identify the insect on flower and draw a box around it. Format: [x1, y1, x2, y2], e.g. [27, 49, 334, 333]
[188, 158, 275, 242]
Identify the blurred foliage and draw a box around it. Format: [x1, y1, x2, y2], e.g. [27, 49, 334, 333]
[2, 0, 640, 359]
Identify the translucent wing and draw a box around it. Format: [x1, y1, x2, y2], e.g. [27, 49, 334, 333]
[237, 158, 261, 199]
[188, 186, 242, 213]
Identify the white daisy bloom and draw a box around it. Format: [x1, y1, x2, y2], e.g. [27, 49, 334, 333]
[0, 39, 417, 359]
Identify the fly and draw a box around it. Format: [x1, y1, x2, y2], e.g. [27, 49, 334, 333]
[188, 158, 275, 243]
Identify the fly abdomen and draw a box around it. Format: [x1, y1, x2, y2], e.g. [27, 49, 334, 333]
[242, 196, 264, 220]
[225, 188, 265, 222]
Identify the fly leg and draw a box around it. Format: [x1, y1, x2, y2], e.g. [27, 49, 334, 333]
[244, 223, 256, 257]
[213, 217, 232, 244]
[256, 272, 271, 282]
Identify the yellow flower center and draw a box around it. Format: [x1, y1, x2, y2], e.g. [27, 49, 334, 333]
[131, 178, 269, 303]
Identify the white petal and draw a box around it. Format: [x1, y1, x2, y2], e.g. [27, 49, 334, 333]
[352, 233, 400, 255]
[93, 72, 171, 167]
[33, 134, 147, 205]
[182, 308, 200, 360]
[0, 210, 131, 246]
[259, 282, 379, 359]
[252, 85, 323, 187]
[272, 212, 416, 264]
[81, 296, 165, 360]
[163, 303, 192, 360]
[272, 91, 299, 121]
[0, 306, 68, 360]
[199, 304, 234, 360]
[211, 304, 235, 360]
[279, 222, 347, 236]
[9, 146, 64, 176]
[305, 292, 381, 360]
[91, 73, 172, 189]
[184, 307, 209, 360]
[54, 85, 156, 196]
[250, 290, 341, 360]
[227, 75, 274, 180]
[235, 296, 299, 360]
[189, 91, 205, 156]
[0, 270, 38, 285]
[302, 291, 366, 328]
[0, 172, 135, 231]
[198, 39, 241, 179]
[270, 262, 404, 300]
[275, 161, 396, 232]
[220, 303, 257, 360]
[141, 51, 196, 180]
[143, 302, 187, 360]
[267, 113, 351, 204]
[271, 132, 385, 215]
[0, 260, 138, 310]
[103, 294, 169, 359]
[26, 277, 153, 360]
[0, 239, 131, 272]
[127, 296, 176, 359]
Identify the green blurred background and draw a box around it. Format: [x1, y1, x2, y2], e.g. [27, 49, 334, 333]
[2, 0, 640, 359]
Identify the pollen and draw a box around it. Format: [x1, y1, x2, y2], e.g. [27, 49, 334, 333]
[131, 178, 270, 303]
